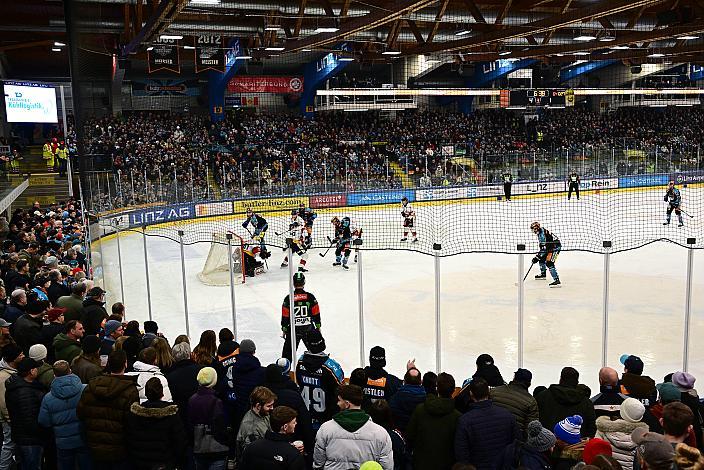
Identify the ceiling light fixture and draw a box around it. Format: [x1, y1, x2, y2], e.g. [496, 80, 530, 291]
[455, 27, 472, 36]
[147, 46, 154, 51]
[574, 51, 590, 55]
[498, 51, 511, 56]
[599, 34, 616, 42]
[338, 57, 355, 61]
[314, 27, 339, 33]
[344, 108, 368, 112]
[264, 25, 281, 31]
[610, 45, 629, 50]
[51, 48, 62, 52]
[574, 35, 597, 41]
[301, 48, 312, 52]
[678, 35, 699, 40]
[183, 45, 195, 50]
[54, 41, 65, 47]
[647, 53, 665, 58]
[190, 0, 221, 4]
[264, 46, 285, 51]
[235, 55, 252, 59]
[382, 50, 401, 55]
[160, 35, 183, 40]
[555, 53, 564, 57]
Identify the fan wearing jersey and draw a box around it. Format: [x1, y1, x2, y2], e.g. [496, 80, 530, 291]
[663, 181, 684, 227]
[281, 211, 310, 273]
[295, 329, 344, 431]
[331, 216, 353, 270]
[297, 203, 317, 248]
[242, 209, 270, 257]
[281, 273, 321, 361]
[531, 221, 561, 288]
[401, 197, 417, 242]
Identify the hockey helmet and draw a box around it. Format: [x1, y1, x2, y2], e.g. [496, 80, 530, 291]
[299, 203, 306, 208]
[246, 208, 253, 215]
[331, 216, 340, 225]
[401, 196, 408, 203]
[293, 272, 305, 287]
[342, 216, 350, 227]
[291, 209, 298, 216]
[530, 221, 541, 232]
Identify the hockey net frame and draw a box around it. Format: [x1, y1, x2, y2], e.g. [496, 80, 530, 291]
[197, 233, 246, 286]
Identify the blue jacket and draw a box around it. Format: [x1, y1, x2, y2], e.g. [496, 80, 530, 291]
[38, 374, 87, 450]
[389, 384, 426, 432]
[232, 353, 266, 427]
[455, 399, 519, 470]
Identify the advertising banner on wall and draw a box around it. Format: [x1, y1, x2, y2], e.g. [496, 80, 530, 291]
[233, 196, 309, 214]
[227, 76, 304, 94]
[347, 189, 415, 206]
[195, 35, 225, 73]
[148, 39, 180, 73]
[128, 203, 195, 227]
[416, 187, 477, 202]
[672, 171, 704, 185]
[513, 181, 565, 196]
[310, 194, 347, 209]
[578, 178, 619, 191]
[131, 79, 200, 96]
[195, 201, 233, 217]
[619, 174, 669, 188]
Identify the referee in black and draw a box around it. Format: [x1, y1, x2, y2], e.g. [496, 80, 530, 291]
[502, 171, 513, 201]
[567, 171, 580, 200]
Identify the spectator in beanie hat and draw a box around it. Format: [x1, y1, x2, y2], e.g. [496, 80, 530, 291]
[670, 372, 703, 448]
[40, 307, 66, 363]
[456, 354, 506, 413]
[595, 398, 647, 470]
[582, 438, 613, 465]
[70, 334, 102, 384]
[81, 286, 108, 336]
[28, 344, 54, 388]
[631, 428, 675, 470]
[619, 355, 657, 409]
[552, 415, 588, 470]
[231, 339, 266, 432]
[100, 319, 123, 356]
[492, 368, 540, 437]
[362, 346, 401, 402]
[188, 367, 229, 470]
[498, 420, 556, 470]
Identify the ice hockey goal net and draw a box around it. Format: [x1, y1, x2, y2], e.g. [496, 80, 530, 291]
[197, 233, 246, 286]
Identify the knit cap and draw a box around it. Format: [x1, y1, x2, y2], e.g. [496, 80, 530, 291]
[620, 397, 646, 423]
[582, 438, 613, 464]
[359, 462, 383, 470]
[526, 420, 557, 452]
[197, 367, 217, 388]
[554, 415, 583, 444]
[28, 344, 47, 361]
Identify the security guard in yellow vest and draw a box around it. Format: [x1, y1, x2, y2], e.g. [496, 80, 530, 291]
[56, 142, 68, 176]
[42, 140, 54, 171]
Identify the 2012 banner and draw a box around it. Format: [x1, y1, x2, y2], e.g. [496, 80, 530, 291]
[195, 35, 225, 73]
[227, 76, 304, 94]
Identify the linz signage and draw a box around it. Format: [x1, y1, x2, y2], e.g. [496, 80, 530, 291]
[128, 204, 193, 226]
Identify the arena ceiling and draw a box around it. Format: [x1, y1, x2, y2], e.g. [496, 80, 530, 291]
[1, 0, 703, 78]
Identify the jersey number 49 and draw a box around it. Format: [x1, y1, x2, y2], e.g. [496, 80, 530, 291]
[301, 386, 326, 412]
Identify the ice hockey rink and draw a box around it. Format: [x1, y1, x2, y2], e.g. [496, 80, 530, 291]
[94, 185, 704, 392]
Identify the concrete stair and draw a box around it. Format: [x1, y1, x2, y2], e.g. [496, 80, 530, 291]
[13, 145, 71, 206]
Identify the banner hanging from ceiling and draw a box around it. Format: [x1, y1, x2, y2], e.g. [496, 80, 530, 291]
[148, 39, 180, 74]
[195, 35, 225, 73]
[227, 76, 304, 94]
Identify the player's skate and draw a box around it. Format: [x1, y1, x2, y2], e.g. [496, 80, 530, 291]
[678, 222, 684, 227]
[332, 261, 341, 267]
[412, 237, 418, 243]
[549, 279, 561, 288]
[663, 221, 670, 225]
[342, 264, 349, 270]
[298, 266, 308, 272]
[280, 262, 288, 268]
[400, 237, 407, 242]
[535, 273, 547, 280]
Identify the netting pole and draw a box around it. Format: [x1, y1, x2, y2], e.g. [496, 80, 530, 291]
[174, 168, 179, 203]
[206, 167, 210, 200]
[366, 155, 369, 188]
[105, 172, 112, 210]
[190, 167, 195, 201]
[323, 162, 327, 193]
[683, 238, 696, 372]
[434, 243, 442, 373]
[178, 231, 190, 338]
[345, 158, 348, 191]
[115, 225, 125, 304]
[257, 161, 262, 195]
[143, 169, 148, 202]
[302, 157, 306, 194]
[222, 163, 227, 198]
[227, 233, 238, 340]
[655, 147, 659, 173]
[602, 241, 612, 367]
[566, 149, 570, 176]
[354, 239, 365, 367]
[517, 244, 525, 368]
[239, 164, 244, 196]
[611, 148, 615, 174]
[157, 167, 163, 201]
[130, 170, 135, 204]
[141, 225, 153, 321]
[287, 244, 297, 370]
[280, 160, 284, 195]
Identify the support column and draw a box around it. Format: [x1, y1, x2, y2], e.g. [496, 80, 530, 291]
[354, 238, 365, 367]
[602, 241, 612, 367]
[433, 243, 442, 373]
[178, 231, 190, 338]
[142, 225, 153, 321]
[517, 244, 526, 368]
[227, 233, 238, 339]
[287, 244, 298, 370]
[683, 238, 696, 372]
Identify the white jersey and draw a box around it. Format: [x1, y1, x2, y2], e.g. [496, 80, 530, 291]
[288, 217, 307, 243]
[401, 202, 415, 219]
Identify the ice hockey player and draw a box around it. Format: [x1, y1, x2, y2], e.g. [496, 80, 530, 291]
[242, 243, 265, 277]
[281, 211, 309, 272]
[351, 220, 363, 263]
[567, 171, 581, 200]
[502, 171, 513, 201]
[400, 196, 417, 242]
[331, 216, 353, 269]
[663, 181, 684, 227]
[295, 328, 344, 431]
[242, 208, 270, 257]
[531, 221, 561, 287]
[297, 203, 317, 248]
[281, 272, 321, 361]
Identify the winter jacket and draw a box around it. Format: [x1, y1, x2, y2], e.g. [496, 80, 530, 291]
[389, 383, 426, 433]
[40, 322, 64, 363]
[595, 416, 648, 470]
[240, 430, 306, 470]
[53, 333, 82, 364]
[0, 360, 17, 422]
[551, 439, 586, 470]
[491, 381, 540, 437]
[37, 374, 87, 449]
[47, 281, 70, 306]
[126, 400, 188, 469]
[236, 409, 271, 462]
[71, 354, 103, 384]
[187, 386, 229, 459]
[591, 385, 628, 419]
[363, 366, 402, 402]
[232, 353, 266, 426]
[497, 440, 553, 470]
[5, 375, 47, 445]
[455, 399, 519, 470]
[264, 373, 315, 453]
[313, 409, 394, 470]
[406, 395, 462, 470]
[36, 361, 55, 388]
[3, 302, 24, 323]
[56, 294, 84, 322]
[536, 384, 597, 438]
[619, 373, 657, 407]
[76, 373, 139, 462]
[165, 358, 203, 425]
[81, 298, 108, 336]
[126, 361, 173, 403]
[679, 389, 704, 450]
[11, 313, 43, 353]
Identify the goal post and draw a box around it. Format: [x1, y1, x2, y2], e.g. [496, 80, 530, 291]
[197, 233, 246, 286]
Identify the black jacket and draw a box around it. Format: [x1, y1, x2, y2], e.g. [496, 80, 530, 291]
[47, 281, 70, 306]
[40, 321, 64, 363]
[165, 359, 203, 428]
[126, 400, 188, 469]
[3, 302, 24, 323]
[591, 385, 628, 419]
[263, 372, 314, 453]
[5, 376, 48, 445]
[536, 384, 597, 438]
[240, 430, 305, 470]
[81, 299, 108, 336]
[11, 313, 43, 354]
[455, 400, 519, 470]
[363, 365, 402, 402]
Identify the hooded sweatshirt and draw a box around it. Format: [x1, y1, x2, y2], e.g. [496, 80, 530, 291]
[53, 333, 82, 363]
[406, 395, 462, 470]
[126, 361, 172, 403]
[536, 384, 597, 437]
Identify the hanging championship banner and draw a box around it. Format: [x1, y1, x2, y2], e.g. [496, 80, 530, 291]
[195, 35, 225, 73]
[148, 39, 180, 74]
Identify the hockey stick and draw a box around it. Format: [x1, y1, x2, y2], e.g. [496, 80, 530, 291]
[319, 237, 337, 258]
[522, 261, 536, 282]
[680, 208, 695, 219]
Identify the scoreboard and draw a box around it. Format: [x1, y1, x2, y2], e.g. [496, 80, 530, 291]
[500, 89, 571, 107]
